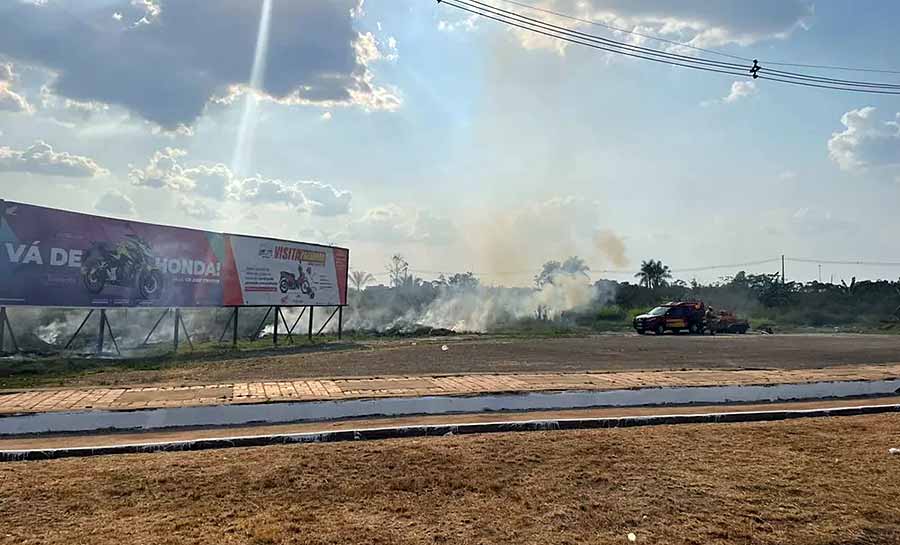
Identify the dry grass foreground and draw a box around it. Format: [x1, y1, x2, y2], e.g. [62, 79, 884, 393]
[2, 414, 900, 545]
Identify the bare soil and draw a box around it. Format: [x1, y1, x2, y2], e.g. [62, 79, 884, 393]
[19, 333, 900, 389]
[2, 413, 900, 544]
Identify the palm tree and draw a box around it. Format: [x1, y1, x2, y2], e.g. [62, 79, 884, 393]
[350, 270, 374, 292]
[635, 259, 672, 290]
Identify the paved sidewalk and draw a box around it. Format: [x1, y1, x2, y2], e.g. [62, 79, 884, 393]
[1, 363, 899, 414]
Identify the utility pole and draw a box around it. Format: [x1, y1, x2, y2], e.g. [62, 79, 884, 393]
[818, 264, 822, 283]
[781, 255, 785, 284]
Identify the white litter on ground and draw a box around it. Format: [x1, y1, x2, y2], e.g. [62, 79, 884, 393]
[889, 448, 900, 455]
[441, 344, 449, 351]
[627, 532, 637, 542]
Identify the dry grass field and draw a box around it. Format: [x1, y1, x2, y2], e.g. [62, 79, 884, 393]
[3, 413, 900, 545]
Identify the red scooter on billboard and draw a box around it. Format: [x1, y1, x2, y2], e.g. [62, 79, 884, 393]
[279, 262, 315, 299]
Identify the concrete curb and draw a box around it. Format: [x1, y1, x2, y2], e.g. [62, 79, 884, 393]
[3, 402, 898, 462]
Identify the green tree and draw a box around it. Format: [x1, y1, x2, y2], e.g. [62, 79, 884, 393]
[535, 256, 590, 287]
[635, 259, 672, 290]
[387, 254, 409, 288]
[440, 272, 479, 290]
[349, 270, 374, 292]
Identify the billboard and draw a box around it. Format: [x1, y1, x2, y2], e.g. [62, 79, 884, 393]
[0, 200, 349, 308]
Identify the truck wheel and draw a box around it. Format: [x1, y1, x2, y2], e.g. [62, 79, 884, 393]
[738, 325, 748, 334]
[655, 324, 664, 335]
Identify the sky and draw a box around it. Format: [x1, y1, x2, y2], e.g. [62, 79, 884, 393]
[1, 0, 899, 287]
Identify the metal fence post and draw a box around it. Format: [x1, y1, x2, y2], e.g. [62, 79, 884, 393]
[307, 306, 314, 341]
[338, 306, 343, 340]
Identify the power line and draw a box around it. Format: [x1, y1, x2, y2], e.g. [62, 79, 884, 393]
[762, 61, 900, 76]
[787, 258, 900, 267]
[438, 0, 900, 94]
[762, 67, 900, 89]
[670, 258, 782, 273]
[445, 0, 749, 70]
[493, 0, 752, 63]
[489, 0, 900, 76]
[440, 0, 749, 78]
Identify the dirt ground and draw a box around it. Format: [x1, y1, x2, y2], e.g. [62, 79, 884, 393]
[2, 413, 900, 545]
[22, 333, 900, 389]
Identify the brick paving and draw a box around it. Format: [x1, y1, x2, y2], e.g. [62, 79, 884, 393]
[1, 363, 899, 414]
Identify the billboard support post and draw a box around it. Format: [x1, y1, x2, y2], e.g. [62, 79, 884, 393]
[97, 309, 106, 354]
[104, 312, 121, 356]
[232, 307, 239, 348]
[278, 308, 294, 344]
[173, 309, 180, 353]
[288, 307, 306, 336]
[217, 307, 240, 348]
[315, 306, 340, 337]
[273, 306, 279, 346]
[142, 308, 170, 346]
[338, 306, 343, 340]
[218, 308, 234, 343]
[178, 310, 194, 352]
[64, 310, 94, 350]
[0, 307, 18, 354]
[307, 306, 314, 342]
[250, 307, 273, 342]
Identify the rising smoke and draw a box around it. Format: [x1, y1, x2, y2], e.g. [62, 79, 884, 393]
[343, 271, 614, 333]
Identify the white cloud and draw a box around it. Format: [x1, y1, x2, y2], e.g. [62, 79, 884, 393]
[345, 205, 455, 244]
[321, 111, 333, 121]
[177, 196, 221, 221]
[0, 83, 30, 113]
[129, 148, 351, 215]
[701, 80, 757, 106]
[498, 0, 812, 55]
[0, 0, 399, 128]
[0, 140, 108, 177]
[723, 80, 757, 103]
[0, 63, 31, 113]
[828, 107, 900, 172]
[296, 181, 352, 217]
[129, 148, 197, 191]
[438, 14, 479, 33]
[95, 190, 136, 216]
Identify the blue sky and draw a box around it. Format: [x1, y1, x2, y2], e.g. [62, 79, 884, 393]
[0, 0, 899, 286]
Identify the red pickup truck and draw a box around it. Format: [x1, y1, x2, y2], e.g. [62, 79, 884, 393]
[633, 301, 706, 335]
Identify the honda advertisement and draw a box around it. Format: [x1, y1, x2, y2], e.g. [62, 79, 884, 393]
[0, 201, 349, 308]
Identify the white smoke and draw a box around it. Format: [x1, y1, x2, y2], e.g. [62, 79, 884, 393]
[344, 274, 610, 333]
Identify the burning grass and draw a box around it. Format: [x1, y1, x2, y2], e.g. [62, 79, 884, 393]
[2, 414, 900, 544]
